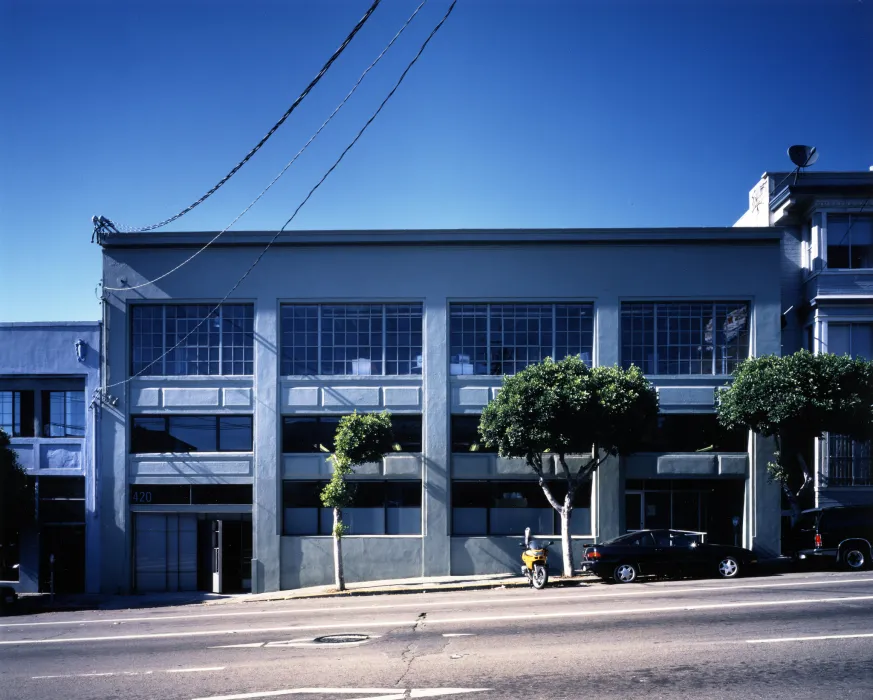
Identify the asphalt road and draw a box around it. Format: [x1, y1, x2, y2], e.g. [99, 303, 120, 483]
[2, 570, 873, 700]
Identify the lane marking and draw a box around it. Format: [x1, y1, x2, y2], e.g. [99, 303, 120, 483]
[747, 632, 873, 644]
[192, 689, 490, 700]
[7, 594, 873, 646]
[5, 575, 873, 629]
[31, 667, 222, 679]
[442, 633, 474, 637]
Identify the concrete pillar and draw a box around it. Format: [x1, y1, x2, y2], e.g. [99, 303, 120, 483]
[422, 296, 450, 576]
[596, 455, 623, 542]
[252, 299, 280, 592]
[751, 433, 781, 557]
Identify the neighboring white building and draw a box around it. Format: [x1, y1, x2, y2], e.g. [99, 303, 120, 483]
[735, 169, 873, 507]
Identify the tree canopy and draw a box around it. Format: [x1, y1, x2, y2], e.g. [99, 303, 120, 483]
[0, 429, 34, 574]
[479, 356, 659, 576]
[717, 350, 873, 519]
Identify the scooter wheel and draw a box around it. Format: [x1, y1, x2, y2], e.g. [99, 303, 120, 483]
[531, 564, 548, 589]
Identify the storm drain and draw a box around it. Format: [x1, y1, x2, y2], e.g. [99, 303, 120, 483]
[313, 634, 371, 644]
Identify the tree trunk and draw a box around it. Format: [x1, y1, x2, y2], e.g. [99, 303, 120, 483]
[333, 507, 345, 592]
[560, 492, 574, 577]
[781, 481, 802, 528]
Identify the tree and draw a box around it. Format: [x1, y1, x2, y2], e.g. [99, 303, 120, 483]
[717, 350, 873, 525]
[321, 411, 394, 592]
[479, 357, 659, 577]
[0, 428, 34, 577]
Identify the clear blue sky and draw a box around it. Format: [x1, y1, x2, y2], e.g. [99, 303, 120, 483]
[1, 0, 871, 322]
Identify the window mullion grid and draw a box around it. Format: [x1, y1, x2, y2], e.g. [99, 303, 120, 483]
[317, 307, 322, 375]
[712, 303, 717, 375]
[382, 305, 387, 377]
[486, 304, 492, 376]
[653, 304, 659, 374]
[162, 306, 168, 375]
[552, 304, 557, 360]
[218, 306, 224, 376]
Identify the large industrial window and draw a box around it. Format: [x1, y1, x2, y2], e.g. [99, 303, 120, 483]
[280, 304, 423, 376]
[451, 480, 591, 536]
[0, 390, 34, 437]
[43, 391, 85, 438]
[130, 304, 254, 377]
[449, 303, 594, 376]
[282, 415, 422, 453]
[827, 323, 873, 360]
[282, 480, 422, 535]
[130, 415, 253, 453]
[621, 302, 750, 375]
[826, 214, 873, 269]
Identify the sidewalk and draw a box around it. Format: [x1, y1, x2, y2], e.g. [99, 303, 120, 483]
[11, 558, 795, 614]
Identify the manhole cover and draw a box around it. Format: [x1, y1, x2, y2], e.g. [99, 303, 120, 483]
[313, 634, 371, 644]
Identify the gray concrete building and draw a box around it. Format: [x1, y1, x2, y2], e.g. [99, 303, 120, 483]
[0, 322, 101, 593]
[736, 169, 873, 509]
[97, 226, 784, 594]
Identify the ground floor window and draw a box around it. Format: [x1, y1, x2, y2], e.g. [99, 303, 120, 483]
[451, 479, 592, 536]
[625, 478, 744, 546]
[282, 480, 422, 536]
[0, 530, 20, 581]
[825, 435, 873, 486]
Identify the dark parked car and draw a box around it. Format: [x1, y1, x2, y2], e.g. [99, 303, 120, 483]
[785, 505, 873, 571]
[581, 529, 758, 583]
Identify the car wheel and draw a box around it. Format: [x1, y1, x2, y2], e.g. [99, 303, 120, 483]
[717, 556, 740, 579]
[841, 544, 871, 571]
[613, 562, 638, 584]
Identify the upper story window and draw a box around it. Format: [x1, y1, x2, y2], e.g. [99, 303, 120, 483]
[131, 304, 254, 377]
[621, 302, 750, 376]
[451, 415, 497, 453]
[282, 414, 422, 453]
[0, 390, 34, 437]
[130, 415, 253, 453]
[827, 322, 873, 360]
[638, 414, 747, 453]
[826, 214, 873, 269]
[449, 303, 593, 376]
[280, 304, 422, 376]
[43, 391, 85, 438]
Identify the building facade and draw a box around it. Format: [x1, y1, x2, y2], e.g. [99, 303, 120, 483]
[0, 322, 101, 593]
[736, 170, 873, 509]
[98, 227, 783, 594]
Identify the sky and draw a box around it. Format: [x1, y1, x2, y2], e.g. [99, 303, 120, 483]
[1, 0, 871, 323]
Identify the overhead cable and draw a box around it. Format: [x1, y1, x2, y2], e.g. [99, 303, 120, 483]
[103, 0, 428, 292]
[103, 0, 457, 391]
[95, 0, 383, 236]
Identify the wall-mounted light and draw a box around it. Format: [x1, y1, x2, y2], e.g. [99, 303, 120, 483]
[75, 338, 87, 363]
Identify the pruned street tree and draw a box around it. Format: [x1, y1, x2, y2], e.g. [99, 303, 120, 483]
[0, 428, 34, 578]
[479, 356, 659, 577]
[321, 411, 394, 592]
[717, 350, 873, 525]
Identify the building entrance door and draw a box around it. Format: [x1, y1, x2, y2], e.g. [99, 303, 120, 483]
[199, 517, 252, 594]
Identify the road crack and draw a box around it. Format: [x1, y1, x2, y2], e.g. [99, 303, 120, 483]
[395, 612, 427, 695]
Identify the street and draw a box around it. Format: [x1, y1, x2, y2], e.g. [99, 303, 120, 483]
[2, 570, 873, 699]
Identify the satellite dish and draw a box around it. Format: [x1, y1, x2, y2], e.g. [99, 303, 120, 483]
[788, 145, 818, 168]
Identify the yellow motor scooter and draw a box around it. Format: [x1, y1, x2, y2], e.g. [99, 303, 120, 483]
[519, 527, 552, 589]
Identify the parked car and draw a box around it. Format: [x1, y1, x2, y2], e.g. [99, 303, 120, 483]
[0, 586, 17, 615]
[784, 505, 873, 571]
[581, 529, 758, 583]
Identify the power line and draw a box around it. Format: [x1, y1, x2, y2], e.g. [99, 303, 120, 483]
[94, 0, 383, 237]
[103, 0, 428, 293]
[103, 0, 457, 391]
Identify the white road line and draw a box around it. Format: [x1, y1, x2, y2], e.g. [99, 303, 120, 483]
[31, 667, 222, 679]
[7, 594, 873, 646]
[442, 633, 474, 637]
[5, 575, 873, 629]
[192, 689, 489, 700]
[747, 632, 873, 644]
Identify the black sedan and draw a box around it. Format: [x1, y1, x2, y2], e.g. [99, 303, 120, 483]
[581, 529, 757, 583]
